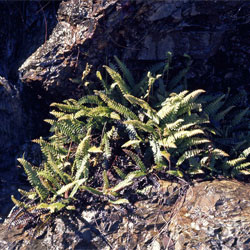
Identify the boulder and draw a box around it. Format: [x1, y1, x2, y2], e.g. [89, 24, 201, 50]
[19, 0, 250, 100]
[169, 180, 250, 250]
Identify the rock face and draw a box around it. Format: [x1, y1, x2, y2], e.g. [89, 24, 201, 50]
[0, 77, 24, 170]
[0, 0, 60, 218]
[0, 180, 249, 249]
[19, 0, 250, 100]
[169, 180, 250, 250]
[0, 0, 250, 247]
[0, 76, 26, 217]
[0, 1, 59, 79]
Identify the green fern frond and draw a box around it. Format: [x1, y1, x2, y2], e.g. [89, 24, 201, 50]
[102, 170, 109, 193]
[74, 108, 91, 119]
[164, 129, 204, 139]
[166, 170, 184, 178]
[114, 56, 135, 88]
[235, 162, 250, 171]
[214, 106, 235, 122]
[132, 62, 165, 96]
[80, 185, 104, 196]
[18, 158, 49, 201]
[104, 65, 131, 95]
[58, 114, 75, 121]
[53, 120, 84, 141]
[69, 178, 87, 198]
[240, 147, 250, 158]
[124, 94, 156, 114]
[18, 189, 37, 200]
[157, 93, 185, 120]
[113, 166, 126, 179]
[50, 102, 80, 113]
[38, 171, 61, 191]
[50, 110, 66, 118]
[176, 149, 203, 166]
[75, 136, 91, 162]
[96, 91, 139, 120]
[122, 140, 141, 148]
[180, 138, 211, 148]
[123, 149, 147, 172]
[44, 119, 56, 126]
[63, 99, 77, 105]
[226, 157, 247, 167]
[124, 123, 140, 140]
[32, 138, 67, 160]
[211, 148, 229, 158]
[47, 154, 69, 185]
[11, 195, 27, 208]
[231, 107, 249, 126]
[74, 135, 91, 177]
[163, 51, 172, 75]
[124, 120, 155, 134]
[103, 133, 111, 160]
[78, 95, 103, 105]
[96, 71, 110, 94]
[88, 106, 111, 118]
[74, 154, 90, 181]
[106, 126, 117, 139]
[36, 201, 68, 213]
[165, 119, 184, 131]
[149, 139, 162, 165]
[204, 94, 225, 116]
[182, 89, 205, 106]
[111, 170, 146, 192]
[44, 163, 63, 185]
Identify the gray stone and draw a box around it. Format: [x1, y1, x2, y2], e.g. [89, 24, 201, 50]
[18, 0, 250, 100]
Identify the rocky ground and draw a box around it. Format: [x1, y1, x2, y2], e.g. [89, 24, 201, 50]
[0, 1, 250, 249]
[0, 179, 249, 249]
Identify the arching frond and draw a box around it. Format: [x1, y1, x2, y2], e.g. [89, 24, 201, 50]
[114, 56, 135, 88]
[18, 158, 49, 201]
[103, 65, 131, 95]
[96, 91, 139, 120]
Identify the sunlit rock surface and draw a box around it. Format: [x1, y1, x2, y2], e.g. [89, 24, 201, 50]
[169, 180, 250, 250]
[0, 180, 249, 249]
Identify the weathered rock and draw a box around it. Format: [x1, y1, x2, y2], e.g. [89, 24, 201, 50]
[19, 0, 250, 100]
[0, 1, 59, 79]
[0, 179, 180, 250]
[0, 77, 24, 169]
[0, 2, 61, 217]
[1, 180, 249, 249]
[169, 180, 250, 250]
[0, 1, 61, 217]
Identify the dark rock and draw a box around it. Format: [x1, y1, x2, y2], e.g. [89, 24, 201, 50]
[0, 1, 59, 80]
[0, 1, 60, 217]
[19, 0, 250, 100]
[0, 76, 24, 170]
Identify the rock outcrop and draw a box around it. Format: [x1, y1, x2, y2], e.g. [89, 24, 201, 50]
[19, 0, 250, 100]
[0, 0, 250, 247]
[0, 180, 249, 249]
[0, 77, 23, 170]
[0, 0, 59, 218]
[169, 180, 250, 250]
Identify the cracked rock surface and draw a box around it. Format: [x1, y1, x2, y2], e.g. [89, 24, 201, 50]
[0, 180, 249, 250]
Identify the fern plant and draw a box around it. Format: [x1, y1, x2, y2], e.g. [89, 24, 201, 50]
[11, 56, 249, 235]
